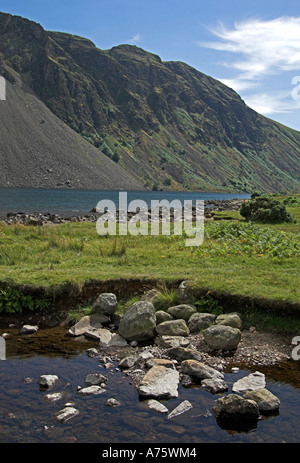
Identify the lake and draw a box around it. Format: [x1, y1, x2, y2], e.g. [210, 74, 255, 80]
[0, 188, 250, 218]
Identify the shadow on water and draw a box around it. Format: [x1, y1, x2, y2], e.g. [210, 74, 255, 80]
[0, 325, 300, 443]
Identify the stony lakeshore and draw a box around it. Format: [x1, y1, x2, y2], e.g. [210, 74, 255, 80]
[5, 281, 293, 432]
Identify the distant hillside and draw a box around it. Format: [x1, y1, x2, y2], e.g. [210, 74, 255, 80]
[0, 12, 299, 193]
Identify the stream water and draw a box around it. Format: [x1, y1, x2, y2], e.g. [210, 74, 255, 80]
[0, 325, 300, 444]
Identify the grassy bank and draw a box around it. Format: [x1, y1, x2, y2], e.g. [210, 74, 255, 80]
[0, 198, 299, 309]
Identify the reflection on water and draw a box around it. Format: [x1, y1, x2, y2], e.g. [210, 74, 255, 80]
[0, 326, 300, 443]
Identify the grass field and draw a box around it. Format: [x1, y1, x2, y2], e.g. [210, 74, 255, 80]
[0, 197, 299, 307]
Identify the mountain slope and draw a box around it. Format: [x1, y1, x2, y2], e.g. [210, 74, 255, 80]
[0, 12, 299, 193]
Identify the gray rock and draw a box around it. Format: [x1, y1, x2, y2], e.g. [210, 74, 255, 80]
[68, 314, 109, 337]
[155, 311, 174, 325]
[155, 319, 190, 337]
[203, 325, 241, 350]
[77, 385, 106, 396]
[212, 394, 259, 422]
[118, 356, 138, 369]
[105, 398, 121, 408]
[244, 388, 280, 413]
[155, 335, 190, 348]
[167, 346, 202, 362]
[144, 399, 169, 414]
[107, 333, 128, 347]
[215, 313, 242, 330]
[118, 301, 157, 342]
[44, 392, 64, 402]
[138, 365, 180, 399]
[92, 292, 118, 316]
[0, 336, 5, 360]
[146, 358, 175, 369]
[84, 327, 113, 345]
[181, 360, 224, 381]
[201, 378, 228, 394]
[188, 312, 216, 332]
[85, 373, 107, 386]
[20, 325, 39, 335]
[39, 375, 58, 389]
[167, 304, 197, 322]
[55, 407, 79, 423]
[232, 371, 266, 393]
[167, 400, 193, 419]
[176, 280, 195, 304]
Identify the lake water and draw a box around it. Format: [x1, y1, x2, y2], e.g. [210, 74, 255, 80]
[0, 188, 250, 218]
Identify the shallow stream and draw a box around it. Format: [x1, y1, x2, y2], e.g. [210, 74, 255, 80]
[0, 325, 299, 443]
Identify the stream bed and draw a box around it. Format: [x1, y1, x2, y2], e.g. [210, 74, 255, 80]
[0, 325, 300, 443]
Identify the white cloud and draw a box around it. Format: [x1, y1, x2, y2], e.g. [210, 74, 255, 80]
[200, 16, 300, 92]
[129, 33, 142, 44]
[244, 91, 297, 115]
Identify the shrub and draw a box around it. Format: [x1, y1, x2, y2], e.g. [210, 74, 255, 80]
[240, 196, 294, 223]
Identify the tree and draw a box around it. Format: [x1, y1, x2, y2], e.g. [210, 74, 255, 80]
[240, 195, 294, 223]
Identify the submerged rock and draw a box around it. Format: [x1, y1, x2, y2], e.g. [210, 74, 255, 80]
[77, 385, 106, 396]
[201, 378, 228, 394]
[167, 400, 193, 419]
[85, 373, 107, 386]
[105, 398, 121, 408]
[55, 407, 79, 423]
[144, 399, 169, 414]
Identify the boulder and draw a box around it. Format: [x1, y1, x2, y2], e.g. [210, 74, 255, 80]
[118, 356, 138, 369]
[215, 313, 242, 330]
[92, 293, 118, 316]
[155, 311, 174, 325]
[138, 365, 180, 399]
[118, 301, 156, 342]
[68, 314, 109, 337]
[107, 333, 128, 347]
[155, 319, 189, 337]
[201, 378, 228, 394]
[244, 388, 280, 413]
[167, 304, 197, 322]
[188, 313, 216, 332]
[39, 375, 58, 389]
[166, 346, 202, 362]
[212, 394, 259, 423]
[203, 325, 241, 350]
[20, 325, 39, 335]
[105, 398, 121, 408]
[181, 360, 224, 381]
[84, 327, 113, 345]
[232, 371, 266, 393]
[85, 373, 107, 386]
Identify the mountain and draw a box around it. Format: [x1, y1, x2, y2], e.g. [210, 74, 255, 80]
[0, 12, 299, 193]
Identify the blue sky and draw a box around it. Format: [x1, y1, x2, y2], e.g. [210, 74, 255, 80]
[1, 0, 300, 130]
